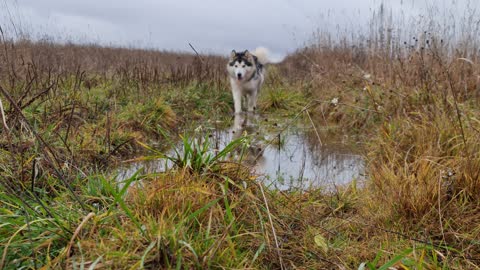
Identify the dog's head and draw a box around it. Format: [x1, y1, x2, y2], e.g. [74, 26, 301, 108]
[227, 50, 256, 81]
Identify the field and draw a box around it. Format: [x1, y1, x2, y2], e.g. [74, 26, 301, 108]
[1, 7, 480, 270]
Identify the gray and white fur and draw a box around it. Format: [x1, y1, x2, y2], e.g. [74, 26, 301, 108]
[227, 47, 270, 113]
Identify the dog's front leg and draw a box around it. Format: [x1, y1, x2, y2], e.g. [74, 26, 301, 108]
[232, 86, 242, 114]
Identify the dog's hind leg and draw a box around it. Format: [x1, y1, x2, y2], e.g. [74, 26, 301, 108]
[247, 92, 257, 112]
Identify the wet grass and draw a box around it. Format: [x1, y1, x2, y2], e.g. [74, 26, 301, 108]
[0, 39, 317, 269]
[2, 6, 480, 268]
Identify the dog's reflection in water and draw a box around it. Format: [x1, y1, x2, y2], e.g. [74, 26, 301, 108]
[230, 113, 265, 166]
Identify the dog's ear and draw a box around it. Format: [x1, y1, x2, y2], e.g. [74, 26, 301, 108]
[230, 50, 236, 58]
[244, 50, 254, 61]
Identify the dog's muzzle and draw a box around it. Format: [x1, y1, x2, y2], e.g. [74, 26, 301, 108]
[237, 73, 242, 80]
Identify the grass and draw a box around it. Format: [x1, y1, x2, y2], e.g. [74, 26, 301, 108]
[277, 3, 480, 267]
[258, 66, 307, 113]
[138, 131, 248, 175]
[1, 3, 480, 268]
[0, 136, 332, 269]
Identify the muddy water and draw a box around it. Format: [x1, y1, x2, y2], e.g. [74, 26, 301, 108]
[115, 113, 364, 190]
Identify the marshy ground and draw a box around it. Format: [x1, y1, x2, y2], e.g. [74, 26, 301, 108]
[1, 22, 480, 269]
[116, 112, 364, 192]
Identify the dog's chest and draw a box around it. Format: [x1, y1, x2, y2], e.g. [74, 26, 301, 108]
[233, 76, 262, 92]
[239, 82, 257, 93]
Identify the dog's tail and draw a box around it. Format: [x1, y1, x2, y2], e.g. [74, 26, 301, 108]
[252, 47, 270, 65]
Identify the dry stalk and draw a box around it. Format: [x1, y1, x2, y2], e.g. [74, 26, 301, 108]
[258, 184, 284, 270]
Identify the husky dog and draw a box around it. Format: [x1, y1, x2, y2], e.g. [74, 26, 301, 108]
[227, 47, 269, 114]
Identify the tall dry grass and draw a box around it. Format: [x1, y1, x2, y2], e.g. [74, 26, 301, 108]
[0, 38, 227, 94]
[281, 3, 480, 264]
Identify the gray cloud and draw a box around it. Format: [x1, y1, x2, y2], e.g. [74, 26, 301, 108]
[1, 0, 476, 59]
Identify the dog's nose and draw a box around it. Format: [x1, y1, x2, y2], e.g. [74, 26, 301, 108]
[237, 73, 242, 79]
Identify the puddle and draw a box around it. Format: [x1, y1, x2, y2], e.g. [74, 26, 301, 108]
[115, 113, 364, 191]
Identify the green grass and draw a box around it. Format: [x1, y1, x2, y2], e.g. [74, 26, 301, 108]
[137, 131, 248, 175]
[259, 66, 308, 113]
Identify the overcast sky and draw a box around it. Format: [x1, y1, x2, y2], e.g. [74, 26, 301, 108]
[0, 0, 477, 59]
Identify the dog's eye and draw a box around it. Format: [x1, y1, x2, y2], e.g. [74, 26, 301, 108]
[242, 65, 246, 68]
[235, 65, 238, 68]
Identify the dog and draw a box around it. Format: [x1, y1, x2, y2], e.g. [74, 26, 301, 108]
[227, 47, 270, 114]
